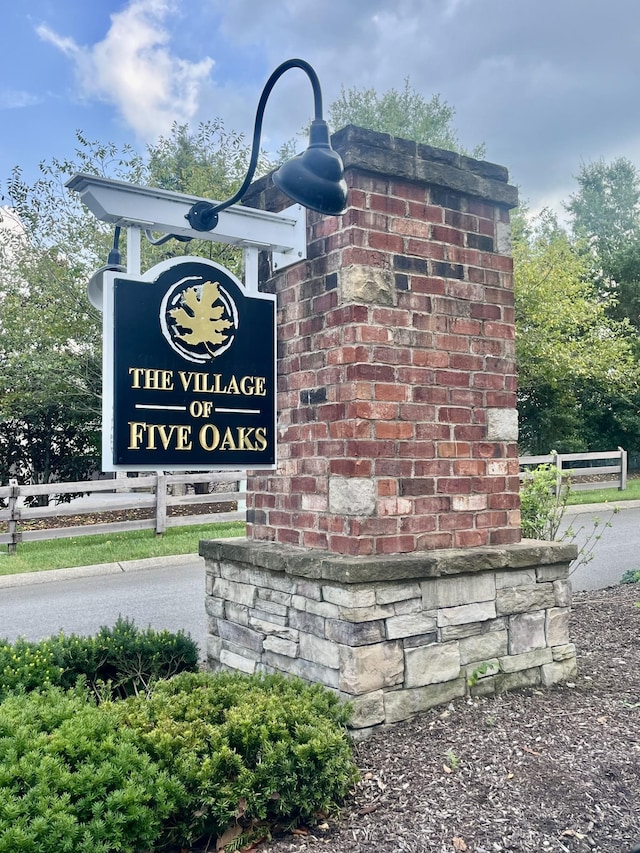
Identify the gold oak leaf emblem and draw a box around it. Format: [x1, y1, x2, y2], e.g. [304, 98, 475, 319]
[169, 281, 233, 348]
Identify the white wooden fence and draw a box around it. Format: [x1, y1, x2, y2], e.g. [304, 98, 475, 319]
[519, 448, 627, 492]
[0, 472, 245, 554]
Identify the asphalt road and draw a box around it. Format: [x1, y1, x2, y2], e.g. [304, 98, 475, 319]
[0, 501, 638, 650]
[561, 499, 640, 590]
[0, 557, 209, 657]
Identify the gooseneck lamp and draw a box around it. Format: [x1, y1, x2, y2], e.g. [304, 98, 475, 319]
[185, 58, 348, 232]
[87, 226, 125, 309]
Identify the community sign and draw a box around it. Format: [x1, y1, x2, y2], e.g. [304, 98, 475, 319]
[102, 256, 276, 471]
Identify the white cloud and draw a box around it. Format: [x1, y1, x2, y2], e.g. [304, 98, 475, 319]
[36, 0, 214, 141]
[0, 90, 41, 109]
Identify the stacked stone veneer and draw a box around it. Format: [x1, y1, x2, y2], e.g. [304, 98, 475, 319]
[242, 125, 521, 556]
[201, 538, 578, 733]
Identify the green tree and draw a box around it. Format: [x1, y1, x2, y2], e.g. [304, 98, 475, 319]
[514, 208, 640, 453]
[566, 157, 640, 330]
[0, 122, 256, 489]
[328, 78, 486, 157]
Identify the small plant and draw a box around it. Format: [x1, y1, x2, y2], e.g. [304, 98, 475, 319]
[620, 569, 640, 585]
[520, 461, 617, 573]
[444, 749, 460, 771]
[467, 660, 497, 688]
[520, 463, 568, 540]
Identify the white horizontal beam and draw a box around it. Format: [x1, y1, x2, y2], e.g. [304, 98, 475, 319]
[66, 172, 306, 261]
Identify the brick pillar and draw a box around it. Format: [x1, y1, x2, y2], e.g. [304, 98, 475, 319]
[243, 125, 520, 556]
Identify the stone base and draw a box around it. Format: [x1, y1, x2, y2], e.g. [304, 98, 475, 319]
[200, 538, 577, 734]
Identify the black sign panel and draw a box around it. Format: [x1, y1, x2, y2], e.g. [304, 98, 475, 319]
[104, 258, 276, 470]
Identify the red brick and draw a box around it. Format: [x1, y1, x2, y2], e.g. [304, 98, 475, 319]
[415, 496, 451, 514]
[303, 531, 328, 549]
[439, 512, 476, 530]
[329, 458, 372, 477]
[438, 442, 471, 458]
[329, 535, 374, 556]
[438, 407, 472, 424]
[276, 528, 301, 546]
[454, 530, 489, 547]
[368, 231, 405, 254]
[377, 479, 398, 497]
[435, 370, 471, 387]
[437, 478, 473, 494]
[476, 511, 508, 528]
[375, 383, 410, 402]
[416, 531, 453, 550]
[347, 401, 399, 420]
[454, 460, 485, 476]
[432, 225, 465, 246]
[400, 515, 437, 533]
[349, 518, 399, 536]
[375, 535, 416, 554]
[369, 193, 407, 215]
[489, 528, 521, 545]
[376, 422, 415, 440]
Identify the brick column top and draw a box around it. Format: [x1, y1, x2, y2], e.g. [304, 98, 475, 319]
[243, 125, 521, 557]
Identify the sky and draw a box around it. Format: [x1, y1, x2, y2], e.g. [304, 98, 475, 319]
[1, 0, 640, 218]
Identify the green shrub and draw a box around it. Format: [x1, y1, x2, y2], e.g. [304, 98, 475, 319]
[520, 463, 568, 540]
[0, 687, 181, 853]
[0, 637, 63, 701]
[620, 569, 640, 584]
[0, 618, 199, 702]
[111, 671, 358, 847]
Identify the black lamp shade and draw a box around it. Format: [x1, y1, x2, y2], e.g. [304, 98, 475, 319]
[272, 120, 348, 216]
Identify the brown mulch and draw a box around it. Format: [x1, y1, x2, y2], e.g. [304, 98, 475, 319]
[258, 584, 640, 853]
[10, 502, 236, 532]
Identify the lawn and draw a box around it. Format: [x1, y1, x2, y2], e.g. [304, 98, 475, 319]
[0, 521, 245, 576]
[565, 477, 640, 505]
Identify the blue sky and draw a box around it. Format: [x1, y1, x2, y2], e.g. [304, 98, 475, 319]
[2, 0, 640, 215]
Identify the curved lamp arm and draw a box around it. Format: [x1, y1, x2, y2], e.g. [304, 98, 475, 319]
[185, 58, 346, 232]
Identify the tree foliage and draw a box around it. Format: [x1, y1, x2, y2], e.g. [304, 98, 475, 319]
[328, 78, 486, 157]
[566, 157, 640, 330]
[514, 208, 640, 453]
[0, 122, 255, 488]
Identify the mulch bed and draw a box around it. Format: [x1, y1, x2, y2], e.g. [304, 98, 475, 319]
[258, 584, 640, 853]
[8, 502, 237, 532]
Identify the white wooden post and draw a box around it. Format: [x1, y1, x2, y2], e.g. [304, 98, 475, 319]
[7, 479, 19, 555]
[155, 472, 167, 535]
[619, 446, 628, 491]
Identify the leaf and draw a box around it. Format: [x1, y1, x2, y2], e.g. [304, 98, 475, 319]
[453, 836, 468, 851]
[169, 280, 233, 347]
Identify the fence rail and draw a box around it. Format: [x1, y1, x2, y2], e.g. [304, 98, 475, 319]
[0, 472, 245, 554]
[519, 448, 627, 492]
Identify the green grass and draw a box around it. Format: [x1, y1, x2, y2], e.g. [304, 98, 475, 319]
[0, 522, 245, 576]
[566, 478, 640, 505]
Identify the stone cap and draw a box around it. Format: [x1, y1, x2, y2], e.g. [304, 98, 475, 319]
[200, 538, 576, 584]
[243, 124, 518, 212]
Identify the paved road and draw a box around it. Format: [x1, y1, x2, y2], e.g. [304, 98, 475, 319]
[0, 557, 209, 657]
[0, 502, 638, 652]
[561, 500, 640, 590]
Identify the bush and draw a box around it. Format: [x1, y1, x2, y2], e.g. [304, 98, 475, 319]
[0, 618, 199, 702]
[0, 687, 181, 853]
[111, 671, 358, 847]
[0, 637, 63, 701]
[620, 569, 640, 584]
[520, 463, 568, 540]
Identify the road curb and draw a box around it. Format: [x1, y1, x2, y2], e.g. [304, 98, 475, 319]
[564, 499, 640, 515]
[0, 553, 204, 589]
